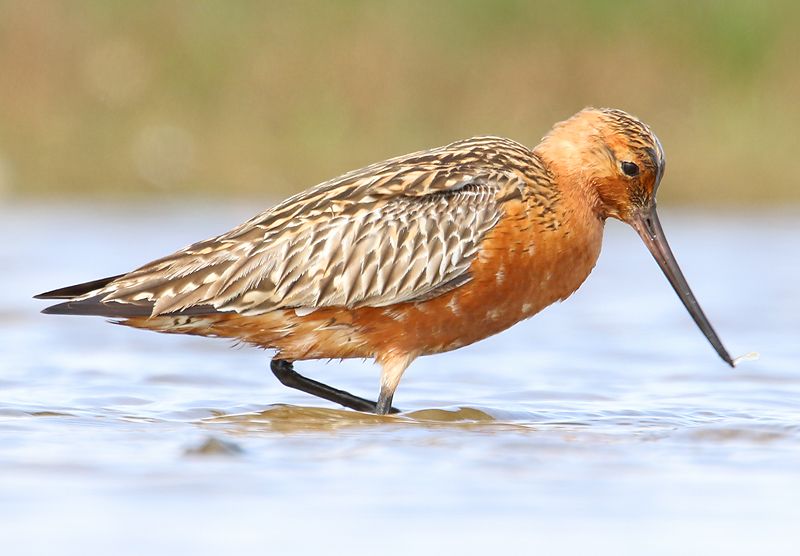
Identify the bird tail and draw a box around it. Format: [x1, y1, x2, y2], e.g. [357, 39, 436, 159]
[34, 274, 222, 318]
[34, 274, 151, 317]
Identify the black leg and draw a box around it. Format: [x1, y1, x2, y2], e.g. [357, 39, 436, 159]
[376, 386, 395, 416]
[270, 359, 401, 414]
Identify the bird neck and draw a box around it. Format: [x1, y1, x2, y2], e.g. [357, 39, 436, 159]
[533, 136, 606, 221]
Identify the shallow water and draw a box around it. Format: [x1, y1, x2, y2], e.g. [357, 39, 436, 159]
[1, 201, 798, 555]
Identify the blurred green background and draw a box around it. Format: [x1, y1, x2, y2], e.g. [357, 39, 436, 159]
[1, 0, 797, 204]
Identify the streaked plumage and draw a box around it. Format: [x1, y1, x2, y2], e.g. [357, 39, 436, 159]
[37, 107, 733, 414]
[60, 136, 557, 317]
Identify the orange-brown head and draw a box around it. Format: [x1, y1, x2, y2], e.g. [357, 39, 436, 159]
[536, 107, 734, 367]
[535, 107, 665, 222]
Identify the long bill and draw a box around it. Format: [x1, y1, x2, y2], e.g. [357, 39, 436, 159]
[629, 205, 734, 367]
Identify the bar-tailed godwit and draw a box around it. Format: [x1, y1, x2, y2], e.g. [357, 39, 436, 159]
[36, 108, 733, 414]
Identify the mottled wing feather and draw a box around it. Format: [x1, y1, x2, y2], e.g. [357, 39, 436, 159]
[93, 137, 538, 316]
[221, 188, 501, 314]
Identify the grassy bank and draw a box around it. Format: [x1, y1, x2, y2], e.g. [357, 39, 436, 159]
[1, 0, 797, 204]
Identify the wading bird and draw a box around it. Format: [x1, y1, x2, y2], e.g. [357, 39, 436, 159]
[36, 108, 733, 414]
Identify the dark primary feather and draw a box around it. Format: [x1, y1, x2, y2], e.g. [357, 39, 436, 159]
[34, 275, 123, 300]
[40, 293, 222, 317]
[40, 294, 151, 317]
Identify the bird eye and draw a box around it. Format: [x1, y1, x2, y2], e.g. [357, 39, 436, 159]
[621, 161, 640, 177]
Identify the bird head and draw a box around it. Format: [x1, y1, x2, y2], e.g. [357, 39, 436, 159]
[536, 107, 734, 366]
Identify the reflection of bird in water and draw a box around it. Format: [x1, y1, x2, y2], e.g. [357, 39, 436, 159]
[36, 108, 733, 414]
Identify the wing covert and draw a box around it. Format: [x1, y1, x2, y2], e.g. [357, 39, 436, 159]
[95, 137, 540, 316]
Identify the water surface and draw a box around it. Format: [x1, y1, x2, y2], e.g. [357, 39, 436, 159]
[1, 202, 798, 555]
